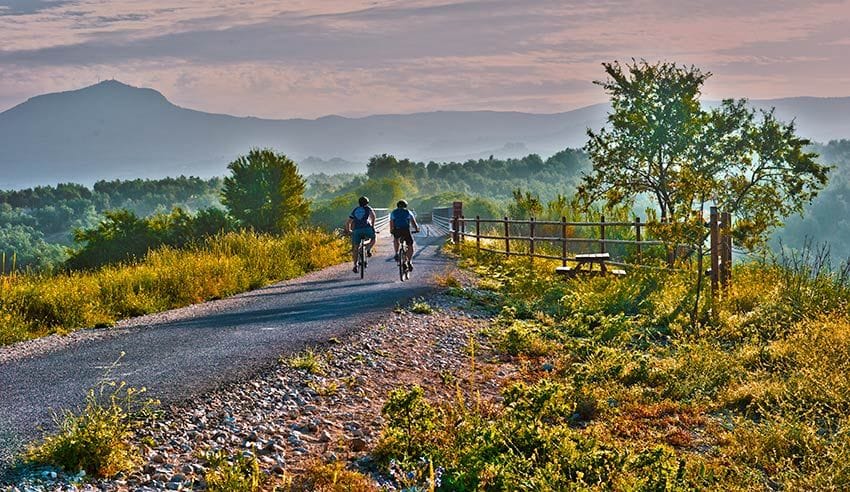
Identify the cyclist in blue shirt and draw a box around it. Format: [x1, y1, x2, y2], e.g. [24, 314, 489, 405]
[390, 200, 420, 271]
[345, 196, 376, 274]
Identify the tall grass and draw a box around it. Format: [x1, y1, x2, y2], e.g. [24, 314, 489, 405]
[377, 243, 850, 489]
[0, 229, 345, 346]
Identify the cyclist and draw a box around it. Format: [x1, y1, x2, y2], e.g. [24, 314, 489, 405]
[345, 195, 376, 274]
[390, 199, 420, 272]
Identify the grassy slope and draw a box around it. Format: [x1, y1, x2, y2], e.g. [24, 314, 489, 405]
[375, 245, 850, 490]
[0, 229, 346, 346]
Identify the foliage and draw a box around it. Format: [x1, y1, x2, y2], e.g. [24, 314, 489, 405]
[377, 243, 850, 490]
[26, 366, 156, 478]
[68, 207, 237, 269]
[287, 461, 377, 491]
[775, 139, 850, 252]
[410, 298, 434, 314]
[0, 229, 346, 346]
[0, 224, 67, 271]
[222, 148, 311, 234]
[581, 60, 829, 250]
[204, 450, 262, 492]
[375, 386, 439, 465]
[0, 177, 223, 272]
[288, 348, 325, 375]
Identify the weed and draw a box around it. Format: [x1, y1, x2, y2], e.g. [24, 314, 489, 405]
[287, 460, 377, 491]
[26, 355, 157, 478]
[204, 449, 262, 492]
[410, 298, 434, 314]
[287, 348, 324, 375]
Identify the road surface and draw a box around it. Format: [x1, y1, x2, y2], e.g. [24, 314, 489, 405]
[0, 227, 448, 469]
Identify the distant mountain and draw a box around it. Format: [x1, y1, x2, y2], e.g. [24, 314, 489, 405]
[0, 80, 848, 189]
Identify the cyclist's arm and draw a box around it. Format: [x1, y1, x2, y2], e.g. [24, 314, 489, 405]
[345, 217, 353, 234]
[369, 209, 377, 229]
[411, 216, 420, 232]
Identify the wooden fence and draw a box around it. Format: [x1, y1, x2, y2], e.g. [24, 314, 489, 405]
[431, 202, 733, 296]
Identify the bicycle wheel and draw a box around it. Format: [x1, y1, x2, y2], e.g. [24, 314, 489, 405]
[397, 244, 404, 281]
[359, 240, 366, 279]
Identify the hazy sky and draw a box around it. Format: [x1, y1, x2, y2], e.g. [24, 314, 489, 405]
[1, 0, 849, 118]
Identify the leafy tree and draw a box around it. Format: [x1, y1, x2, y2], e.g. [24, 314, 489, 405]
[221, 149, 310, 234]
[0, 224, 66, 272]
[580, 60, 829, 250]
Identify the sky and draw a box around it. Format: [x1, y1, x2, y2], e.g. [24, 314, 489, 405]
[1, 0, 849, 119]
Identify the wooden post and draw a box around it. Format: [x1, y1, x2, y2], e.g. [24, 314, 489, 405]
[504, 217, 510, 257]
[721, 211, 732, 294]
[710, 207, 719, 299]
[600, 214, 606, 254]
[452, 201, 463, 244]
[475, 215, 481, 255]
[561, 216, 567, 267]
[452, 215, 459, 245]
[460, 215, 466, 243]
[634, 217, 642, 260]
[529, 217, 536, 264]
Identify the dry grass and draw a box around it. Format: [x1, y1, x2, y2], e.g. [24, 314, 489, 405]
[0, 229, 346, 346]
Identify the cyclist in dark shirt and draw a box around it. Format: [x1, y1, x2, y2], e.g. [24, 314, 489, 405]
[389, 200, 420, 271]
[345, 196, 376, 274]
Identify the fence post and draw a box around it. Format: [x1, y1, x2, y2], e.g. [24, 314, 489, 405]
[600, 214, 606, 254]
[721, 211, 732, 294]
[475, 215, 481, 255]
[461, 216, 466, 244]
[710, 206, 719, 299]
[452, 201, 463, 245]
[452, 215, 459, 246]
[504, 217, 510, 257]
[561, 216, 567, 267]
[634, 217, 642, 260]
[529, 217, 535, 265]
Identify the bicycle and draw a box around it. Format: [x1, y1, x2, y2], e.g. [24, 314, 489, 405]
[397, 240, 409, 281]
[395, 228, 419, 281]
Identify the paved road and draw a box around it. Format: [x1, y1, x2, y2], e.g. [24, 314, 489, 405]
[0, 227, 448, 468]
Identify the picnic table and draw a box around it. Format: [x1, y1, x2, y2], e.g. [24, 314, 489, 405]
[555, 253, 626, 277]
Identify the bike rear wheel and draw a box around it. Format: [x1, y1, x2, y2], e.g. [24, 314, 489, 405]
[398, 244, 405, 281]
[359, 240, 366, 279]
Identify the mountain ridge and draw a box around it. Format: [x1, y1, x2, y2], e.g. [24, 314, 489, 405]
[1, 80, 848, 189]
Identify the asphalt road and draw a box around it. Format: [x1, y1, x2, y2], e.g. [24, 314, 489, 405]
[0, 227, 448, 469]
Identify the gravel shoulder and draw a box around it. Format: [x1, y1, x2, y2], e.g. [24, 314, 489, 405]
[4, 271, 514, 491]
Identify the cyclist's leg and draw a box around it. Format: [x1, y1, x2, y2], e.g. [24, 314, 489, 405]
[351, 230, 361, 268]
[392, 233, 400, 259]
[366, 229, 376, 256]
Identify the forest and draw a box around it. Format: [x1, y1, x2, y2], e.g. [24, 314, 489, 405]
[1, 140, 848, 273]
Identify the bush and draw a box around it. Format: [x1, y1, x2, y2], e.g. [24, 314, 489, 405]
[204, 450, 262, 492]
[26, 374, 155, 478]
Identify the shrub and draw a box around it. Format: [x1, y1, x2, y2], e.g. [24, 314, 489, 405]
[410, 298, 434, 314]
[288, 461, 377, 491]
[204, 450, 262, 492]
[26, 375, 155, 478]
[374, 386, 438, 466]
[288, 348, 324, 375]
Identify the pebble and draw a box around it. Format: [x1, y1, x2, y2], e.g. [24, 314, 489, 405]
[4, 288, 493, 490]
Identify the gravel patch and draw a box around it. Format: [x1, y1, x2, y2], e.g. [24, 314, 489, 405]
[3, 274, 511, 490]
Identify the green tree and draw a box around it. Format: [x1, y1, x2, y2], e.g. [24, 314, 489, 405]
[221, 149, 310, 234]
[580, 60, 829, 251]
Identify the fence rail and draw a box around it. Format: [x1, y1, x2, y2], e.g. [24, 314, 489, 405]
[373, 208, 390, 232]
[432, 202, 733, 296]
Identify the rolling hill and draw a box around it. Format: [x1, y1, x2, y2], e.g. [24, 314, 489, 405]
[0, 80, 848, 189]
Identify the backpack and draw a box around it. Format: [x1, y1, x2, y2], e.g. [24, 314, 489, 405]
[391, 208, 413, 229]
[350, 206, 373, 229]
